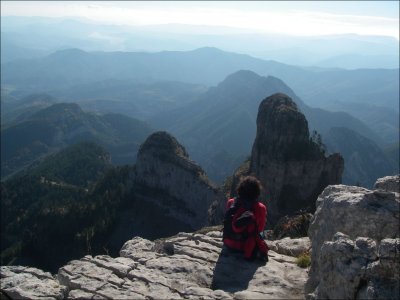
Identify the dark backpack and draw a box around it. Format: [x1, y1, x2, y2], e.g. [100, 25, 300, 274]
[223, 198, 255, 240]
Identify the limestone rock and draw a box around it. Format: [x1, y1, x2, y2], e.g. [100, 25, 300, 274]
[373, 175, 399, 193]
[249, 93, 343, 226]
[109, 131, 221, 250]
[208, 95, 343, 226]
[0, 266, 67, 299]
[306, 181, 400, 297]
[1, 230, 308, 299]
[134, 131, 219, 229]
[307, 233, 399, 300]
[268, 237, 311, 257]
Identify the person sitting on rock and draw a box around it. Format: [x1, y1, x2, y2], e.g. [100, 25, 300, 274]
[223, 176, 269, 261]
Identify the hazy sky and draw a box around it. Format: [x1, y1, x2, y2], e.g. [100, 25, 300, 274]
[2, 1, 399, 39]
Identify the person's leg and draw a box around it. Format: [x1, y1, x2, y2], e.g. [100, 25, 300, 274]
[243, 223, 257, 259]
[255, 235, 269, 262]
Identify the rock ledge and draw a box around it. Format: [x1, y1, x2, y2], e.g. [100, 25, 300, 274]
[1, 230, 308, 299]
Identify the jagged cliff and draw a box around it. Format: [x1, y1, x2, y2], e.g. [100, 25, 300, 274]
[210, 93, 344, 226]
[107, 131, 220, 249]
[133, 131, 218, 229]
[250, 93, 344, 225]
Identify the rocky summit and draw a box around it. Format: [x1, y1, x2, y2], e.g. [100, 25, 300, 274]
[106, 131, 220, 250]
[249, 93, 344, 225]
[1, 229, 310, 299]
[133, 131, 219, 229]
[306, 175, 400, 299]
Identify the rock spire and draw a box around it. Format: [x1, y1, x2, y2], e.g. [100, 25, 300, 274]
[212, 93, 344, 226]
[134, 131, 218, 229]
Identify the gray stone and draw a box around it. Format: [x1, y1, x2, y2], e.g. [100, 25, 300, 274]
[373, 175, 399, 193]
[1, 230, 308, 299]
[119, 236, 159, 261]
[249, 94, 343, 226]
[208, 94, 344, 226]
[311, 235, 400, 300]
[268, 237, 311, 257]
[134, 131, 219, 228]
[1, 266, 67, 299]
[306, 179, 400, 298]
[68, 289, 98, 299]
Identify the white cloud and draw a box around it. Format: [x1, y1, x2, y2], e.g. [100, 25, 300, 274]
[1, 1, 399, 39]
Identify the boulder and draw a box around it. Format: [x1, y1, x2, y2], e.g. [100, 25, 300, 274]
[373, 175, 399, 193]
[268, 237, 311, 257]
[307, 233, 399, 300]
[0, 266, 67, 299]
[306, 181, 400, 297]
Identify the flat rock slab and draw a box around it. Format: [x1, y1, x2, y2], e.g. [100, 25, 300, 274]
[269, 237, 311, 257]
[1, 231, 308, 299]
[0, 266, 67, 299]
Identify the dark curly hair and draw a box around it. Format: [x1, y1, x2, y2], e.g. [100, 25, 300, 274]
[236, 176, 262, 202]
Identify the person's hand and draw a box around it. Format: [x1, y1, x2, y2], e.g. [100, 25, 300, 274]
[237, 210, 254, 220]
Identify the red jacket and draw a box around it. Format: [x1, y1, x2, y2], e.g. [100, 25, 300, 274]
[223, 198, 267, 258]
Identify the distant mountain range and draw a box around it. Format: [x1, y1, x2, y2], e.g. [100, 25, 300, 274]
[51, 79, 206, 120]
[2, 16, 398, 69]
[1, 93, 57, 126]
[324, 127, 397, 187]
[2, 71, 396, 187]
[151, 70, 396, 186]
[2, 47, 398, 145]
[1, 102, 154, 178]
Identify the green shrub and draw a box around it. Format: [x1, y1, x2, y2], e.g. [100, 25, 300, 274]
[296, 252, 311, 268]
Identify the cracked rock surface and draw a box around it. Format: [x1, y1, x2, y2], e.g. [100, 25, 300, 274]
[305, 175, 400, 299]
[1, 231, 308, 299]
[308, 233, 400, 300]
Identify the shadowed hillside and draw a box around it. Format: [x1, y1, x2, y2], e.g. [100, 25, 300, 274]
[2, 47, 398, 121]
[1, 102, 154, 178]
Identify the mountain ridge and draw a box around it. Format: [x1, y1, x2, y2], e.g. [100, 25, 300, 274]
[1, 102, 154, 178]
[152, 70, 388, 186]
[2, 47, 398, 113]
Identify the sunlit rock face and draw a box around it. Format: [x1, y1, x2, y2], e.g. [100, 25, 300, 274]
[249, 93, 344, 225]
[305, 176, 400, 299]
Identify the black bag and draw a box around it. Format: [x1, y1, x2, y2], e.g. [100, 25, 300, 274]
[223, 198, 255, 240]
